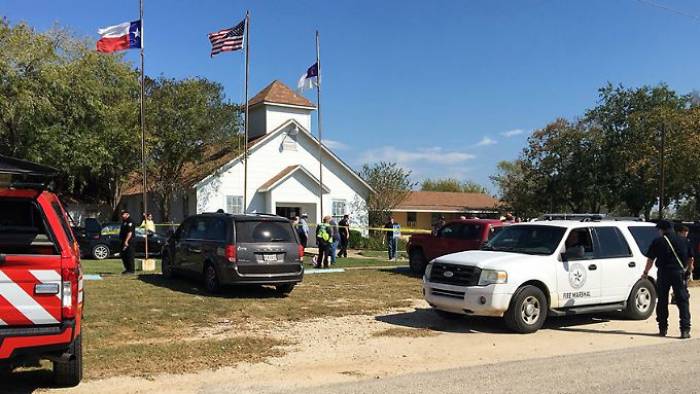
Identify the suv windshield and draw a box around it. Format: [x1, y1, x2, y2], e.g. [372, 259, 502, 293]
[235, 220, 296, 243]
[483, 225, 566, 255]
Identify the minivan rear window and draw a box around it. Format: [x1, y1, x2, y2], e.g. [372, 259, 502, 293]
[628, 226, 657, 257]
[0, 198, 57, 255]
[235, 221, 296, 243]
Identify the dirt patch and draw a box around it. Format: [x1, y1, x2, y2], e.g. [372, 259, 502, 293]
[371, 327, 438, 338]
[86, 336, 288, 380]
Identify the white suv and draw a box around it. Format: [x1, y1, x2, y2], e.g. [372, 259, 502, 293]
[423, 221, 659, 333]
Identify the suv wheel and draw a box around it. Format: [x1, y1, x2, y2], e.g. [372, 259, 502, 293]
[161, 252, 175, 278]
[53, 335, 83, 387]
[275, 283, 295, 296]
[504, 285, 548, 333]
[623, 279, 656, 320]
[204, 263, 221, 294]
[92, 244, 110, 260]
[409, 248, 427, 275]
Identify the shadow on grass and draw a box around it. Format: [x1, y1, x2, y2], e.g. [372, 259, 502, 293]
[0, 368, 57, 393]
[375, 307, 658, 336]
[137, 273, 284, 299]
[379, 266, 422, 279]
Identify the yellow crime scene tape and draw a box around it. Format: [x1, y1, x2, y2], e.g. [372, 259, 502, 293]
[101, 222, 432, 235]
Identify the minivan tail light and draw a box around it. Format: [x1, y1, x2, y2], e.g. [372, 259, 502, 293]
[298, 244, 304, 262]
[61, 267, 79, 319]
[225, 244, 237, 263]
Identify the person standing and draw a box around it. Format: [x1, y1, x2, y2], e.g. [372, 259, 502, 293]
[384, 216, 400, 260]
[140, 212, 155, 235]
[298, 213, 310, 248]
[338, 214, 350, 258]
[119, 210, 136, 274]
[642, 220, 693, 338]
[316, 216, 332, 269]
[329, 217, 340, 265]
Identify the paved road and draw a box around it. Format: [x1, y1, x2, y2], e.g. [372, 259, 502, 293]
[274, 339, 700, 394]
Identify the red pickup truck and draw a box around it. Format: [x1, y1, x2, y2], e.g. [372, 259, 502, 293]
[407, 219, 507, 275]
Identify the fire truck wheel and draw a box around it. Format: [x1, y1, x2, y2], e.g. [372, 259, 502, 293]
[53, 334, 83, 387]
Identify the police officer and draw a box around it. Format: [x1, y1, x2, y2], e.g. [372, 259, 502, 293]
[641, 220, 692, 338]
[119, 209, 136, 274]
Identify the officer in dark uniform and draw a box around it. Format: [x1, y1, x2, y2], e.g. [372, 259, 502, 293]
[119, 209, 136, 274]
[642, 220, 692, 338]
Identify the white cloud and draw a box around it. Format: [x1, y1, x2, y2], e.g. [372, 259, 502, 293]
[358, 146, 476, 167]
[500, 128, 524, 138]
[323, 139, 348, 150]
[476, 136, 497, 146]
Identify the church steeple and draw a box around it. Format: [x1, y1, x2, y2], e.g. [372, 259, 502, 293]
[247, 81, 316, 141]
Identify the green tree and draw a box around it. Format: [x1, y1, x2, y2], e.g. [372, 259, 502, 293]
[421, 178, 488, 194]
[490, 160, 539, 219]
[586, 83, 690, 218]
[0, 20, 140, 213]
[358, 162, 415, 226]
[145, 77, 240, 221]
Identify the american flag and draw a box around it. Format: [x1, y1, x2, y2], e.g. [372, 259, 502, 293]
[208, 19, 245, 57]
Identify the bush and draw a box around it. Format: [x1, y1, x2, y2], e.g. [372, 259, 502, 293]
[348, 230, 367, 249]
[348, 230, 408, 251]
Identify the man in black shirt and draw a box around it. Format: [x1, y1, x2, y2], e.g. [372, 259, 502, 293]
[119, 210, 136, 274]
[642, 220, 692, 338]
[338, 214, 350, 258]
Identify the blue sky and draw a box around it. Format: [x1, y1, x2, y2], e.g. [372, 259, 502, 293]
[5, 0, 700, 192]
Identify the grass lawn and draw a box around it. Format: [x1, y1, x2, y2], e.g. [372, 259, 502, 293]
[76, 257, 421, 379]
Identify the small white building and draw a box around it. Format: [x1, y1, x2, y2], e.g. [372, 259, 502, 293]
[121, 80, 372, 230]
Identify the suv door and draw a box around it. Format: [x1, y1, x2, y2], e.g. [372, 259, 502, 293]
[0, 195, 63, 326]
[173, 219, 192, 272]
[593, 226, 636, 303]
[430, 223, 463, 260]
[183, 217, 208, 274]
[556, 227, 601, 307]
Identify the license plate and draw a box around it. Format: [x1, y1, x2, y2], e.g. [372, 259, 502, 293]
[263, 254, 277, 262]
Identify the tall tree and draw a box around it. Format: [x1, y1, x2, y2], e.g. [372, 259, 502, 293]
[421, 178, 488, 194]
[145, 77, 240, 221]
[358, 162, 415, 226]
[0, 20, 140, 212]
[586, 83, 690, 218]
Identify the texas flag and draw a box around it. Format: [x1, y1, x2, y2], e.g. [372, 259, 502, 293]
[96, 20, 142, 53]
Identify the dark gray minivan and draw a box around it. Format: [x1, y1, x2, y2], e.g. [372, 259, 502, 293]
[161, 213, 304, 295]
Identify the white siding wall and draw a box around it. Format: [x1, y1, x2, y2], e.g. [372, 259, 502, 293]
[266, 105, 311, 134]
[196, 122, 369, 227]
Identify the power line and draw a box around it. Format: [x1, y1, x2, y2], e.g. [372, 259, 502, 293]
[636, 0, 700, 22]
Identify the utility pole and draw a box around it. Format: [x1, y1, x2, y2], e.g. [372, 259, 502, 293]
[659, 123, 666, 220]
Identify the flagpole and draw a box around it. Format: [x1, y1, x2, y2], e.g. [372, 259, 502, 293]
[139, 0, 149, 261]
[243, 11, 250, 214]
[316, 30, 323, 220]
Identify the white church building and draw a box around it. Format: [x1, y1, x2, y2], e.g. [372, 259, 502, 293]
[121, 80, 372, 229]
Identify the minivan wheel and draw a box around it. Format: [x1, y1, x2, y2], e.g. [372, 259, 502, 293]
[53, 335, 82, 387]
[504, 285, 548, 333]
[204, 263, 221, 294]
[92, 244, 110, 260]
[623, 279, 656, 320]
[275, 283, 295, 296]
[409, 248, 427, 276]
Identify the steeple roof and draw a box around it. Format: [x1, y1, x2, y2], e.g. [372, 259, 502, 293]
[248, 80, 315, 108]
